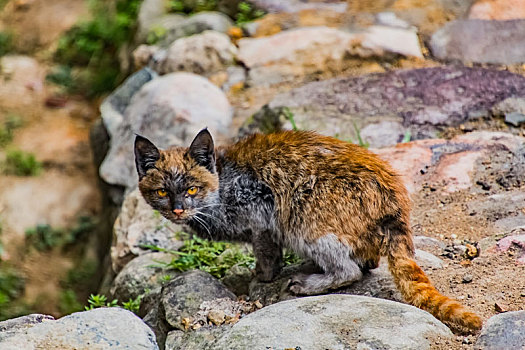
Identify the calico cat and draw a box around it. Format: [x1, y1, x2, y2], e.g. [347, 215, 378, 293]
[134, 128, 482, 332]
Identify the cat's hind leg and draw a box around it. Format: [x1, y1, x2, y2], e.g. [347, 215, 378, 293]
[288, 234, 362, 295]
[253, 230, 283, 282]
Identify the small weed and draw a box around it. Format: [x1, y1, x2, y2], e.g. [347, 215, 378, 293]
[0, 31, 13, 57]
[45, 65, 75, 93]
[402, 130, 411, 143]
[2, 149, 41, 176]
[352, 122, 369, 149]
[85, 294, 118, 310]
[85, 294, 141, 315]
[0, 267, 25, 320]
[25, 224, 66, 251]
[0, 115, 23, 147]
[236, 1, 265, 26]
[281, 107, 298, 131]
[168, 0, 217, 14]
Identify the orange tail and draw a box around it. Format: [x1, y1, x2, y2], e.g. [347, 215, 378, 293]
[387, 251, 482, 332]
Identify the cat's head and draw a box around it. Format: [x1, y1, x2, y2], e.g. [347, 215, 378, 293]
[134, 129, 219, 224]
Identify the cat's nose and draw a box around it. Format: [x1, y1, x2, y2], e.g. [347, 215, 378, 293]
[173, 208, 184, 215]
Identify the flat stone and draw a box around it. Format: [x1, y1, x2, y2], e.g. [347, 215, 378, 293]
[213, 295, 453, 350]
[430, 20, 525, 64]
[468, 0, 525, 20]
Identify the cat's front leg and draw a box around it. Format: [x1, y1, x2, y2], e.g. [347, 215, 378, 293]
[252, 230, 283, 282]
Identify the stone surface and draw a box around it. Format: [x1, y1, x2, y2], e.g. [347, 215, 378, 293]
[165, 327, 227, 350]
[0, 314, 55, 341]
[237, 26, 422, 85]
[468, 0, 525, 20]
[475, 311, 525, 349]
[213, 295, 453, 350]
[496, 235, 525, 264]
[156, 11, 234, 47]
[244, 67, 525, 148]
[161, 270, 236, 330]
[0, 308, 158, 349]
[153, 31, 237, 75]
[430, 20, 525, 64]
[136, 0, 168, 43]
[249, 0, 347, 13]
[100, 72, 232, 190]
[111, 189, 184, 273]
[110, 252, 178, 301]
[220, 264, 253, 296]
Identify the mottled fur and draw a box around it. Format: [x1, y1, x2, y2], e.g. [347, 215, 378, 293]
[134, 129, 482, 332]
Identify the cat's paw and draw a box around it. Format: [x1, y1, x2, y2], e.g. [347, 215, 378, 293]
[287, 274, 309, 295]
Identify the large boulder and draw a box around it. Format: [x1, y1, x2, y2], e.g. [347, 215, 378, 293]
[237, 26, 422, 85]
[100, 71, 233, 190]
[475, 311, 525, 350]
[0, 308, 158, 349]
[242, 67, 525, 147]
[430, 20, 525, 64]
[213, 295, 453, 350]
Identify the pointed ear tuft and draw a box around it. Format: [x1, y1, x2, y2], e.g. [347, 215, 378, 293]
[135, 135, 160, 180]
[188, 128, 215, 173]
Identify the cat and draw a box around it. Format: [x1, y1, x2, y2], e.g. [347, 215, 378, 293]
[134, 128, 482, 332]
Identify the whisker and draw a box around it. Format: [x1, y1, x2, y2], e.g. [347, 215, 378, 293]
[192, 215, 212, 239]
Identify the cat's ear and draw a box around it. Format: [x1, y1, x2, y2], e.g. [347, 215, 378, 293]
[188, 128, 215, 173]
[135, 135, 160, 180]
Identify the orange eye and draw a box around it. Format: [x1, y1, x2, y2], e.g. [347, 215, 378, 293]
[187, 186, 198, 196]
[157, 189, 168, 197]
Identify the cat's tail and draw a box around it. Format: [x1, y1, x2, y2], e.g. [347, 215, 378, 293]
[385, 226, 482, 333]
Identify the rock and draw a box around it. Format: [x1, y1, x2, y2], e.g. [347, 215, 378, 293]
[99, 72, 232, 190]
[376, 11, 412, 29]
[468, 0, 525, 20]
[110, 252, 178, 302]
[157, 12, 234, 47]
[153, 31, 237, 76]
[165, 327, 226, 350]
[221, 263, 253, 296]
[111, 189, 184, 273]
[244, 67, 525, 148]
[430, 20, 525, 64]
[0, 314, 54, 341]
[413, 235, 446, 251]
[133, 44, 161, 69]
[491, 97, 525, 127]
[136, 0, 169, 43]
[237, 26, 422, 85]
[213, 295, 453, 350]
[475, 311, 525, 349]
[249, 0, 347, 13]
[0, 308, 159, 349]
[496, 234, 525, 264]
[161, 270, 236, 330]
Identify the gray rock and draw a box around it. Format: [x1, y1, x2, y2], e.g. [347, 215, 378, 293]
[413, 235, 446, 251]
[213, 295, 453, 350]
[158, 12, 234, 47]
[249, 0, 347, 13]
[475, 311, 525, 350]
[99, 72, 232, 190]
[237, 26, 422, 86]
[111, 189, 184, 273]
[221, 263, 253, 296]
[491, 97, 525, 126]
[0, 308, 158, 349]
[165, 327, 227, 350]
[0, 314, 54, 341]
[243, 67, 525, 148]
[153, 31, 237, 76]
[110, 252, 178, 302]
[161, 270, 236, 330]
[430, 20, 525, 64]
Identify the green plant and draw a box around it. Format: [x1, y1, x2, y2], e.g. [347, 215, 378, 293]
[0, 31, 13, 57]
[168, 0, 217, 14]
[352, 122, 369, 149]
[85, 294, 118, 310]
[0, 268, 25, 320]
[25, 224, 66, 251]
[55, 0, 142, 96]
[84, 294, 141, 315]
[281, 107, 298, 131]
[0, 115, 23, 147]
[236, 1, 264, 26]
[402, 130, 411, 143]
[2, 149, 41, 176]
[45, 65, 75, 93]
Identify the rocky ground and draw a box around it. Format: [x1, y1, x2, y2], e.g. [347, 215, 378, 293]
[1, 0, 525, 349]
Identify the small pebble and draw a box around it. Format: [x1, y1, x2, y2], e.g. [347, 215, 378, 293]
[462, 274, 473, 283]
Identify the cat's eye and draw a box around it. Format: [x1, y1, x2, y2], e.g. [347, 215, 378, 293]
[157, 189, 168, 197]
[187, 186, 198, 196]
